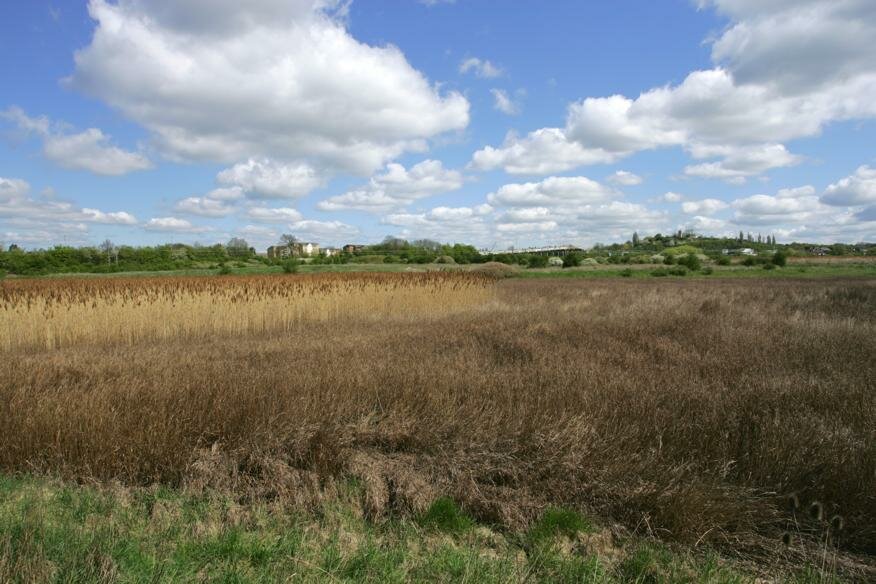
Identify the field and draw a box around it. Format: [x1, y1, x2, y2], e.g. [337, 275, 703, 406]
[1, 273, 874, 582]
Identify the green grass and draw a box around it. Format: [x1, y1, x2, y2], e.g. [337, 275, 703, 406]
[527, 507, 593, 544]
[417, 497, 475, 534]
[0, 474, 852, 583]
[8, 258, 875, 281]
[515, 263, 876, 280]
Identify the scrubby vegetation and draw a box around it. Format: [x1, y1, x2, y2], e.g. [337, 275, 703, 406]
[1, 275, 874, 580]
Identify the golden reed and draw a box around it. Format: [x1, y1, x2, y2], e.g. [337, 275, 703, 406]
[0, 272, 496, 351]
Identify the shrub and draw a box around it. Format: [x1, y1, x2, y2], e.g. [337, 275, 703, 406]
[651, 268, 669, 277]
[763, 263, 776, 270]
[716, 256, 731, 266]
[741, 256, 756, 267]
[0, 269, 6, 279]
[435, 255, 456, 265]
[562, 252, 582, 268]
[620, 268, 633, 278]
[701, 266, 714, 275]
[383, 255, 400, 264]
[668, 266, 689, 276]
[527, 255, 549, 269]
[663, 255, 676, 265]
[677, 254, 701, 271]
[282, 259, 299, 274]
[772, 250, 788, 267]
[217, 264, 232, 275]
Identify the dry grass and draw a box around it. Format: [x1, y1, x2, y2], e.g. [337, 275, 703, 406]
[1, 274, 874, 574]
[0, 272, 494, 351]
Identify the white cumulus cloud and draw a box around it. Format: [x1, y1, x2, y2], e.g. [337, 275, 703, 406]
[2, 107, 151, 176]
[70, 0, 469, 174]
[459, 57, 503, 78]
[821, 165, 876, 206]
[317, 160, 463, 212]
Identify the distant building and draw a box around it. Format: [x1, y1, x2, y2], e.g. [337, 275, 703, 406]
[809, 246, 831, 256]
[499, 244, 583, 257]
[722, 248, 756, 256]
[300, 242, 320, 257]
[267, 245, 292, 259]
[322, 247, 341, 257]
[343, 244, 365, 254]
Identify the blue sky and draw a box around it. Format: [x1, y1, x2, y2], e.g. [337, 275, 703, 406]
[1, 0, 875, 250]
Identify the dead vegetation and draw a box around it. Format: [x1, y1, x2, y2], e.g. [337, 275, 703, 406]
[0, 275, 874, 576]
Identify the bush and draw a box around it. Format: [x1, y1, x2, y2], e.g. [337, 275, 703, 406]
[772, 250, 788, 267]
[435, 255, 456, 265]
[763, 263, 776, 270]
[701, 266, 714, 275]
[282, 259, 299, 274]
[663, 255, 676, 265]
[217, 264, 232, 275]
[620, 268, 633, 278]
[668, 266, 689, 276]
[0, 269, 6, 279]
[716, 256, 731, 266]
[741, 256, 756, 267]
[527, 255, 549, 269]
[677, 254, 702, 271]
[651, 268, 669, 277]
[562, 252, 582, 268]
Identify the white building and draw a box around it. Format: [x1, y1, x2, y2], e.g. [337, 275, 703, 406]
[300, 242, 320, 257]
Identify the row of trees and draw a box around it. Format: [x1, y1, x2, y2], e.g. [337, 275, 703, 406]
[0, 239, 257, 275]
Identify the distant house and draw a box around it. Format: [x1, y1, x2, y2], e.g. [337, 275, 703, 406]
[322, 247, 341, 257]
[809, 246, 831, 256]
[343, 244, 365, 254]
[300, 242, 320, 257]
[267, 245, 292, 259]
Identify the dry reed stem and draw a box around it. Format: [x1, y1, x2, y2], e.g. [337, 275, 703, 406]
[1, 276, 874, 563]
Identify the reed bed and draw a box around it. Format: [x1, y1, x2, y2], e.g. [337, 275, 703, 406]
[0, 272, 495, 351]
[0, 276, 874, 573]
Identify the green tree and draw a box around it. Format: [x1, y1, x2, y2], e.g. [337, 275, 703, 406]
[772, 250, 787, 267]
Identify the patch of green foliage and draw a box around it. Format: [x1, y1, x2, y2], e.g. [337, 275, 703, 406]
[527, 255, 549, 269]
[527, 507, 593, 544]
[281, 258, 299, 274]
[417, 497, 474, 534]
[562, 252, 583, 268]
[772, 250, 788, 267]
[676, 253, 702, 271]
[663, 245, 703, 257]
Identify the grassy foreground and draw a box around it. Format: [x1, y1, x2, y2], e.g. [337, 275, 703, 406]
[0, 475, 830, 583]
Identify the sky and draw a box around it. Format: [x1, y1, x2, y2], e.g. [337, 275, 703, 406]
[1, 0, 875, 251]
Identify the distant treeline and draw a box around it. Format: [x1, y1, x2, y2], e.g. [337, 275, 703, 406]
[0, 232, 872, 276]
[0, 243, 254, 276]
